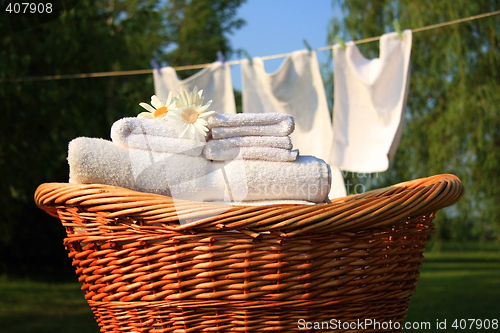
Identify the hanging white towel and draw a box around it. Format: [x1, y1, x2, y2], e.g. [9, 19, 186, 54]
[241, 50, 346, 198]
[153, 61, 236, 114]
[331, 30, 412, 173]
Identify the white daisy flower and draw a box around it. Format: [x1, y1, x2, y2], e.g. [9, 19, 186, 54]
[138, 92, 176, 119]
[174, 86, 212, 111]
[167, 103, 215, 142]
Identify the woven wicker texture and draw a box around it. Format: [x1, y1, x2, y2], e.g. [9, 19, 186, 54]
[35, 174, 463, 332]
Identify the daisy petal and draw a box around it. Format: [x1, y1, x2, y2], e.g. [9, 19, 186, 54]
[139, 102, 156, 113]
[165, 91, 173, 105]
[170, 116, 184, 126]
[151, 95, 163, 109]
[196, 119, 208, 127]
[179, 124, 189, 138]
[178, 89, 189, 107]
[138, 112, 154, 119]
[199, 111, 216, 118]
[193, 121, 204, 132]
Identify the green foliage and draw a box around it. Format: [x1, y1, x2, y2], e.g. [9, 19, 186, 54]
[327, 0, 500, 240]
[234, 89, 242, 113]
[0, 0, 245, 279]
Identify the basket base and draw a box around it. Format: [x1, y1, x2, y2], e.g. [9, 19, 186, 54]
[89, 298, 410, 332]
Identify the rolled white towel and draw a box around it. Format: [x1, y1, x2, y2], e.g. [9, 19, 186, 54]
[111, 117, 205, 156]
[207, 113, 295, 139]
[68, 137, 330, 203]
[204, 146, 298, 162]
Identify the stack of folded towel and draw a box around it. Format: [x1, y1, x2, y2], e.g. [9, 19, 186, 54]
[204, 113, 299, 162]
[68, 113, 332, 204]
[111, 117, 205, 156]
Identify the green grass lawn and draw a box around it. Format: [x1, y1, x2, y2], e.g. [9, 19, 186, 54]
[405, 241, 500, 332]
[0, 277, 98, 333]
[0, 241, 498, 332]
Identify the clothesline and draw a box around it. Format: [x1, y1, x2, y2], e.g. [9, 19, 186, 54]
[2, 9, 499, 83]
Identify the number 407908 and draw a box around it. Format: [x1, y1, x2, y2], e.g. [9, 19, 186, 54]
[5, 2, 53, 14]
[452, 319, 498, 330]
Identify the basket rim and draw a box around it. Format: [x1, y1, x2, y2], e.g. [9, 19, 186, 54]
[34, 174, 463, 236]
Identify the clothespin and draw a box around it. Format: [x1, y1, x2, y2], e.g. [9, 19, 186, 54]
[150, 59, 162, 76]
[240, 49, 253, 66]
[303, 39, 313, 56]
[393, 19, 403, 40]
[217, 51, 225, 67]
[335, 35, 346, 50]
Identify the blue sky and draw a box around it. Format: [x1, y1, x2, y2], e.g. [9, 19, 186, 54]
[227, 0, 341, 90]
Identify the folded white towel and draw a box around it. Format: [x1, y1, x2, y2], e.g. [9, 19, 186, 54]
[204, 136, 297, 161]
[111, 117, 205, 156]
[204, 146, 299, 162]
[207, 136, 293, 150]
[68, 137, 330, 203]
[208, 113, 294, 139]
[208, 113, 293, 127]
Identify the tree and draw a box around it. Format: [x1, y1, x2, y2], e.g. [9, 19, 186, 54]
[162, 0, 246, 78]
[0, 0, 246, 279]
[326, 1, 500, 241]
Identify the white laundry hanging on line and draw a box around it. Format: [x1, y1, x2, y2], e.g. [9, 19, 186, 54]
[153, 61, 236, 114]
[241, 49, 346, 199]
[331, 30, 412, 173]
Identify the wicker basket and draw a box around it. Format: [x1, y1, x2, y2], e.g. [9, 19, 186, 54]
[35, 174, 463, 332]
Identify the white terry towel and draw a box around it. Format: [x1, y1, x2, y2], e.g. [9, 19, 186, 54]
[207, 136, 293, 150]
[154, 62, 236, 114]
[111, 117, 205, 156]
[207, 113, 294, 139]
[331, 30, 412, 173]
[204, 136, 297, 162]
[241, 50, 346, 199]
[204, 146, 299, 162]
[68, 137, 331, 203]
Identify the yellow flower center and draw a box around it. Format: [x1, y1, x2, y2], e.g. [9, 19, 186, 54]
[181, 108, 199, 124]
[154, 106, 168, 117]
